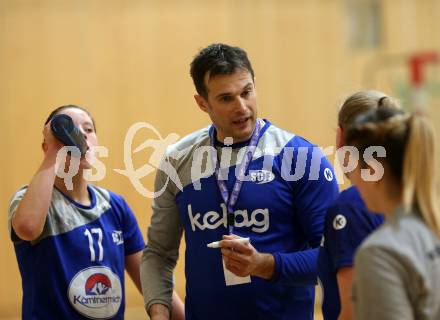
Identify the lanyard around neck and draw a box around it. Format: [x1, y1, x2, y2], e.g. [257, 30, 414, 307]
[209, 119, 262, 234]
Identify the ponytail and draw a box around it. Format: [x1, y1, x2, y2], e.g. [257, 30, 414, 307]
[403, 114, 440, 236]
[346, 108, 440, 236]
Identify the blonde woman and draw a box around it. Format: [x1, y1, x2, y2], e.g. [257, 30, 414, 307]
[318, 91, 399, 320]
[345, 106, 440, 319]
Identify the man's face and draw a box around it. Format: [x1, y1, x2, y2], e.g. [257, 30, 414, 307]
[195, 69, 257, 143]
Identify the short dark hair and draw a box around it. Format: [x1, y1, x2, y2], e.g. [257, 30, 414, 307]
[190, 43, 255, 98]
[45, 104, 97, 132]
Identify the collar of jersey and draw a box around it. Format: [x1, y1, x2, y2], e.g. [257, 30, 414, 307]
[53, 185, 97, 210]
[210, 119, 271, 149]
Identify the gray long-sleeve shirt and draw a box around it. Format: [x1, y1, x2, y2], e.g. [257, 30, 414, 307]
[353, 207, 440, 320]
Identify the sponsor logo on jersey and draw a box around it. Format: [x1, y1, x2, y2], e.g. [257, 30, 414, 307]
[324, 168, 334, 182]
[333, 214, 347, 230]
[68, 266, 122, 319]
[85, 273, 112, 295]
[188, 203, 269, 233]
[249, 170, 275, 184]
[112, 230, 124, 245]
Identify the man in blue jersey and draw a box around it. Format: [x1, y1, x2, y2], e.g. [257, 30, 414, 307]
[141, 43, 339, 320]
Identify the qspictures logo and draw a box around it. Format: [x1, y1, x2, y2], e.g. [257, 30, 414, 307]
[54, 121, 385, 197]
[68, 266, 122, 319]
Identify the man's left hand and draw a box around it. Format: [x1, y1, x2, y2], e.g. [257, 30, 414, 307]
[220, 234, 275, 280]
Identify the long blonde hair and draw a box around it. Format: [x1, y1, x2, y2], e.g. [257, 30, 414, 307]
[403, 114, 440, 235]
[345, 108, 440, 236]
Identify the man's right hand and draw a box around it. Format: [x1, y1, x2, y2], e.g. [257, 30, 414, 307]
[149, 304, 170, 320]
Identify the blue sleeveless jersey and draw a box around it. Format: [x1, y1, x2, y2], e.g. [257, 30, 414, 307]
[318, 186, 384, 320]
[146, 120, 339, 320]
[8, 185, 145, 319]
